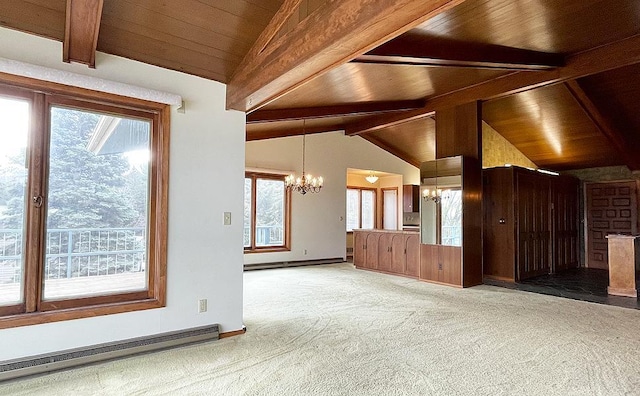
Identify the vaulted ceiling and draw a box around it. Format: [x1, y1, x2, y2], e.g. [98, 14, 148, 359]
[2, 0, 640, 171]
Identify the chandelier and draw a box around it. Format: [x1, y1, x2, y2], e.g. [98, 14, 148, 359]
[422, 188, 448, 203]
[365, 171, 379, 184]
[285, 126, 323, 195]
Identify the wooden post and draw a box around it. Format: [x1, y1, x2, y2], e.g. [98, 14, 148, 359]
[435, 102, 483, 287]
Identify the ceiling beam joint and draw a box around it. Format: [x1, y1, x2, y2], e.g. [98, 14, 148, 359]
[247, 100, 425, 124]
[354, 35, 565, 71]
[346, 34, 640, 137]
[227, 0, 467, 112]
[564, 80, 640, 170]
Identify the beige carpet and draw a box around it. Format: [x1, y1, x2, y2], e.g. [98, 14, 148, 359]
[2, 263, 640, 395]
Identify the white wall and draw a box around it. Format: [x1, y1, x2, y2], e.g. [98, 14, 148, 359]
[245, 132, 419, 264]
[0, 27, 246, 360]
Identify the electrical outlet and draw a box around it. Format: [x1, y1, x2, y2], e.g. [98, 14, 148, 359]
[198, 299, 207, 313]
[438, 263, 443, 270]
[223, 212, 231, 225]
[303, 249, 307, 255]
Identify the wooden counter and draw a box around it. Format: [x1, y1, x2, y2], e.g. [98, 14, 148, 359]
[352, 229, 420, 278]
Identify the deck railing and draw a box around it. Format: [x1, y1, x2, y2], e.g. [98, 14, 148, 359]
[0, 228, 145, 284]
[243, 225, 284, 247]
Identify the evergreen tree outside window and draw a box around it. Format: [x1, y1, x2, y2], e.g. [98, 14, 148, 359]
[0, 79, 168, 328]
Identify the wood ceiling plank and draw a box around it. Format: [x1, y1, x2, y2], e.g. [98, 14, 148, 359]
[346, 108, 435, 136]
[120, 0, 266, 43]
[98, 13, 240, 73]
[192, 0, 283, 20]
[97, 25, 226, 82]
[411, 0, 640, 55]
[482, 84, 623, 170]
[0, 1, 66, 40]
[261, 63, 504, 109]
[246, 123, 343, 141]
[102, 1, 249, 60]
[367, 117, 435, 165]
[247, 100, 425, 123]
[360, 134, 422, 168]
[63, 0, 104, 67]
[579, 64, 640, 148]
[355, 35, 564, 70]
[226, 0, 467, 112]
[564, 80, 640, 170]
[346, 34, 640, 136]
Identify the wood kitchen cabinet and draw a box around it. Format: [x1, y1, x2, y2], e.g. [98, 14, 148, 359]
[403, 185, 420, 212]
[353, 230, 420, 278]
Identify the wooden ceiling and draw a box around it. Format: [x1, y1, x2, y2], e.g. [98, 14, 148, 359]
[2, 0, 640, 171]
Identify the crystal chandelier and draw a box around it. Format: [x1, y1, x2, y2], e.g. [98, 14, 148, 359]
[285, 126, 323, 195]
[422, 188, 448, 203]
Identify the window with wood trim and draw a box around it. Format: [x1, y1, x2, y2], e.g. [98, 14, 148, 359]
[382, 187, 398, 230]
[244, 172, 291, 252]
[0, 78, 168, 329]
[346, 187, 376, 232]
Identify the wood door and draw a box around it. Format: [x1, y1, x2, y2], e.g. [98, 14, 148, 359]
[378, 233, 393, 272]
[365, 233, 380, 270]
[516, 172, 551, 280]
[405, 234, 420, 277]
[353, 232, 366, 268]
[586, 181, 638, 269]
[552, 177, 580, 272]
[390, 234, 405, 274]
[482, 168, 516, 281]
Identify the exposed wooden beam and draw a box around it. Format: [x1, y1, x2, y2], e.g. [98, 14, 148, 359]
[237, 0, 303, 72]
[564, 80, 640, 170]
[346, 109, 434, 136]
[354, 35, 564, 71]
[346, 34, 640, 136]
[246, 124, 344, 141]
[359, 134, 421, 168]
[63, 0, 104, 68]
[247, 100, 425, 124]
[227, 0, 467, 112]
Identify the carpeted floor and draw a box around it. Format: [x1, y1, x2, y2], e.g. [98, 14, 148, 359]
[2, 263, 640, 395]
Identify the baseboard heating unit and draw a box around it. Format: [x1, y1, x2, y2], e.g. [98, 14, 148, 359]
[0, 324, 219, 382]
[244, 257, 344, 271]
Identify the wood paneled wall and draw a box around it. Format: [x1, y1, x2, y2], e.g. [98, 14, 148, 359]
[483, 166, 580, 281]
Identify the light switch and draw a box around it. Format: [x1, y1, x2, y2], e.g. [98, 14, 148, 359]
[223, 212, 231, 225]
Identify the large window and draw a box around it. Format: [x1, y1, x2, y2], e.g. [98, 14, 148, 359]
[346, 187, 376, 232]
[0, 78, 168, 328]
[382, 188, 398, 230]
[244, 172, 290, 252]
